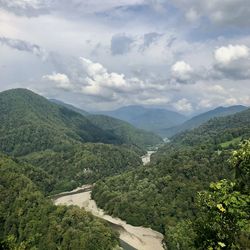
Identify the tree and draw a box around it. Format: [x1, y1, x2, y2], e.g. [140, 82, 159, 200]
[194, 140, 250, 250]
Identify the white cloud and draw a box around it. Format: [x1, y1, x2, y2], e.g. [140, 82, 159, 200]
[170, 0, 250, 26]
[1, 0, 47, 9]
[171, 61, 193, 83]
[213, 44, 250, 80]
[80, 57, 144, 97]
[214, 44, 249, 65]
[43, 72, 73, 90]
[173, 98, 193, 112]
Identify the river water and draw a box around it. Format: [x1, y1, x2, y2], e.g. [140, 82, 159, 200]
[54, 151, 164, 250]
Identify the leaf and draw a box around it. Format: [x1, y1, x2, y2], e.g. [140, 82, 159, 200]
[217, 204, 226, 213]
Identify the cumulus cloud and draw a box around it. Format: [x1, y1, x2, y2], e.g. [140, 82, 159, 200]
[0, 36, 48, 60]
[80, 57, 145, 98]
[43, 72, 73, 90]
[171, 61, 193, 83]
[214, 45, 249, 65]
[213, 44, 250, 80]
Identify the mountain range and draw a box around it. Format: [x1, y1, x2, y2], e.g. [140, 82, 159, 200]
[49, 100, 248, 138]
[98, 105, 187, 135]
[161, 105, 248, 137]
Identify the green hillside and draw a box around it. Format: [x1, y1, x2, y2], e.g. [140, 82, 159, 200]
[87, 114, 163, 149]
[92, 108, 250, 248]
[50, 100, 163, 149]
[22, 143, 142, 193]
[162, 105, 247, 137]
[0, 153, 119, 250]
[0, 88, 121, 156]
[0, 88, 143, 193]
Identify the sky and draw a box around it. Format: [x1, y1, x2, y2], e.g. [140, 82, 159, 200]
[0, 0, 250, 114]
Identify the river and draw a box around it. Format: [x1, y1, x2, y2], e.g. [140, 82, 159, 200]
[53, 151, 164, 250]
[141, 151, 155, 165]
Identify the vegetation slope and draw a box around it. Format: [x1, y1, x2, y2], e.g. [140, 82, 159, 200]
[0, 153, 119, 250]
[92, 108, 250, 249]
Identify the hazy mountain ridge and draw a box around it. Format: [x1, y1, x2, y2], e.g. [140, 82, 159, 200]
[161, 105, 248, 137]
[99, 105, 187, 135]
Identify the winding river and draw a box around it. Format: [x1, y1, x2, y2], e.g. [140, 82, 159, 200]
[54, 152, 164, 250]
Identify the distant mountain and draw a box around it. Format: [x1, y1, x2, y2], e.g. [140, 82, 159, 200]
[161, 105, 248, 137]
[87, 114, 163, 148]
[49, 101, 163, 148]
[99, 105, 187, 136]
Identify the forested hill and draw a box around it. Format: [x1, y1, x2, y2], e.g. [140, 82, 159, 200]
[50, 99, 89, 116]
[0, 88, 146, 193]
[92, 108, 250, 249]
[87, 114, 162, 148]
[0, 153, 119, 250]
[170, 107, 250, 147]
[0, 89, 148, 249]
[0, 88, 121, 156]
[50, 99, 163, 148]
[161, 105, 248, 137]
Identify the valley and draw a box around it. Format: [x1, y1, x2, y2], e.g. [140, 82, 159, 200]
[0, 88, 249, 249]
[53, 151, 164, 250]
[1, 2, 250, 249]
[54, 186, 164, 250]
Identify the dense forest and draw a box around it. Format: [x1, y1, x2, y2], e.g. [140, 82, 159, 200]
[0, 89, 162, 249]
[21, 143, 142, 193]
[0, 153, 120, 250]
[0, 89, 162, 193]
[0, 88, 249, 249]
[92, 108, 250, 249]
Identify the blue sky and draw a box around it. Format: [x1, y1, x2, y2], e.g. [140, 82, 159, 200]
[0, 0, 250, 113]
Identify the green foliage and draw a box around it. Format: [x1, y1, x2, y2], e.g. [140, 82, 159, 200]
[165, 220, 196, 250]
[0, 88, 120, 157]
[0, 88, 146, 194]
[163, 105, 247, 137]
[22, 143, 141, 193]
[0, 154, 119, 250]
[92, 146, 233, 232]
[92, 110, 250, 248]
[230, 140, 250, 193]
[87, 114, 163, 149]
[193, 140, 250, 249]
[172, 108, 250, 148]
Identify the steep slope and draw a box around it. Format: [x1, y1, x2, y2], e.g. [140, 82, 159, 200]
[162, 105, 248, 137]
[50, 99, 89, 116]
[86, 114, 163, 148]
[0, 153, 119, 250]
[99, 105, 186, 135]
[0, 88, 120, 156]
[49, 100, 163, 148]
[92, 108, 250, 246]
[171, 107, 250, 147]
